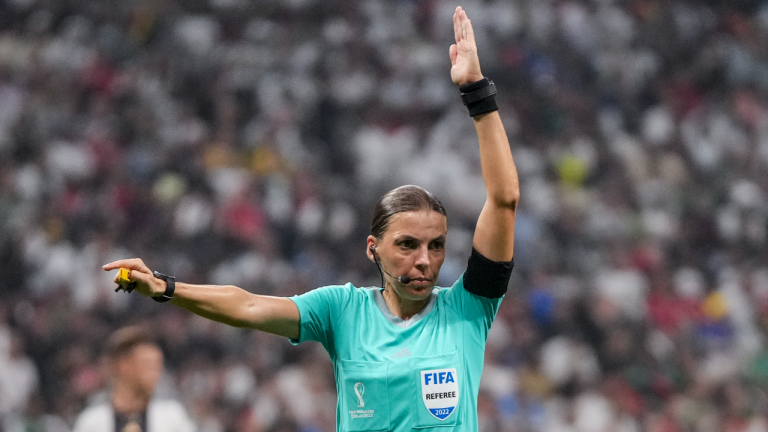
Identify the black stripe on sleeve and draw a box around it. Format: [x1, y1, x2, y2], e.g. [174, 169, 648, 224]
[462, 248, 514, 299]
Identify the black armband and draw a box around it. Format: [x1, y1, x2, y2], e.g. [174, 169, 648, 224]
[459, 78, 498, 117]
[462, 248, 513, 299]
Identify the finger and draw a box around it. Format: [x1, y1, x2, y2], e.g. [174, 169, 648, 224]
[103, 259, 155, 289]
[112, 266, 153, 288]
[453, 7, 461, 44]
[449, 44, 458, 65]
[110, 266, 142, 285]
[103, 259, 145, 272]
[461, 10, 476, 47]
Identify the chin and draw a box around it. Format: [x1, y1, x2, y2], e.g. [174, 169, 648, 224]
[408, 285, 434, 298]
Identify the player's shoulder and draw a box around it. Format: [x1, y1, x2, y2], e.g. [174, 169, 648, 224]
[149, 398, 186, 412]
[72, 402, 112, 432]
[148, 398, 196, 432]
[148, 398, 192, 420]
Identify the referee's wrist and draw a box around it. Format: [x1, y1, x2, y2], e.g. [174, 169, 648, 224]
[472, 110, 497, 121]
[458, 75, 485, 87]
[152, 279, 167, 296]
[459, 77, 498, 117]
[151, 271, 176, 302]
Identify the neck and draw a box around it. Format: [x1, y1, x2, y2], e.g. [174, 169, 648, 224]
[112, 382, 151, 416]
[382, 286, 430, 320]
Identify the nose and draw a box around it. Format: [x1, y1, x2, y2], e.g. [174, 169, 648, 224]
[414, 244, 430, 269]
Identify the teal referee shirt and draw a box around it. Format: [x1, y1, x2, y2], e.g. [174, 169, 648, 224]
[290, 269, 504, 432]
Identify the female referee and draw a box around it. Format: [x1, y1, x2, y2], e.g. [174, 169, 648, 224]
[104, 6, 519, 432]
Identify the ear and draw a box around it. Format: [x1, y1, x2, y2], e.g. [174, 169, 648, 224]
[366, 235, 377, 262]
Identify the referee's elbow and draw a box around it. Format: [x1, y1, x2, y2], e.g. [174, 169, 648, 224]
[490, 187, 519, 212]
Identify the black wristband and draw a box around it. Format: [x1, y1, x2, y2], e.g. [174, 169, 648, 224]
[460, 78, 498, 117]
[151, 271, 175, 303]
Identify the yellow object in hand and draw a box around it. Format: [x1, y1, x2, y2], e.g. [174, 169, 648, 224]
[115, 268, 137, 293]
[117, 268, 131, 284]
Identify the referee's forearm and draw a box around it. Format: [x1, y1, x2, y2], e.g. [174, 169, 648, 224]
[169, 283, 301, 338]
[474, 111, 519, 209]
[170, 283, 259, 328]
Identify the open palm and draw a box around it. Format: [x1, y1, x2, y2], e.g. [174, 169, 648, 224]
[450, 7, 483, 86]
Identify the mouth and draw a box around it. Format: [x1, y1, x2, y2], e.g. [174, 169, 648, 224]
[409, 278, 432, 286]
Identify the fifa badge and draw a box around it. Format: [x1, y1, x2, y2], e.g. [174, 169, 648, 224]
[420, 368, 459, 420]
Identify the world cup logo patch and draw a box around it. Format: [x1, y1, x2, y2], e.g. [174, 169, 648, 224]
[354, 382, 365, 407]
[420, 368, 459, 420]
[348, 382, 374, 419]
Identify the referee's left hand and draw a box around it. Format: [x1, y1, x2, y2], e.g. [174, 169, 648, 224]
[103, 259, 167, 298]
[449, 6, 483, 86]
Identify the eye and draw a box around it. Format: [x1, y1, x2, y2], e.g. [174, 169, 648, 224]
[429, 240, 445, 251]
[401, 239, 418, 249]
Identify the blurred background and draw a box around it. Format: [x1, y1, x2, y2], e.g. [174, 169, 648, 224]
[1, 0, 768, 431]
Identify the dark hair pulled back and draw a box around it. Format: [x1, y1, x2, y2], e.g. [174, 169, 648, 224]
[370, 185, 447, 239]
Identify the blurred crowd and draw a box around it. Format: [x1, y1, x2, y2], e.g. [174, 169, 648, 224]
[1, 0, 768, 431]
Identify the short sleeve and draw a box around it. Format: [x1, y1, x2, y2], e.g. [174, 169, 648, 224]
[289, 284, 355, 352]
[441, 249, 511, 337]
[442, 275, 503, 336]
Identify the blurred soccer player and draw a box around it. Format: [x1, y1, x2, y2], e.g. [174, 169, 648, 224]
[72, 326, 195, 432]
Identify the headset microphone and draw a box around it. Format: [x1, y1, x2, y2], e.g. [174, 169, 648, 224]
[378, 265, 412, 284]
[370, 246, 411, 284]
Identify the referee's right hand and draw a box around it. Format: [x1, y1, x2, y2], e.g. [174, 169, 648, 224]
[103, 259, 166, 297]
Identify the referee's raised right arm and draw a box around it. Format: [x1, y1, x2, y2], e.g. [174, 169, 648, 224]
[103, 258, 301, 339]
[449, 6, 519, 264]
